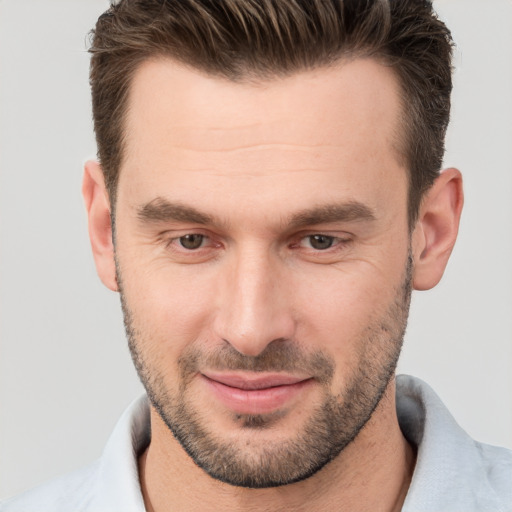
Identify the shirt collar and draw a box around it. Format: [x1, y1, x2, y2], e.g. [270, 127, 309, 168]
[397, 374, 509, 512]
[88, 395, 150, 511]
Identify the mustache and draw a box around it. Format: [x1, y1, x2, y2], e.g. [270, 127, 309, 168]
[178, 340, 335, 384]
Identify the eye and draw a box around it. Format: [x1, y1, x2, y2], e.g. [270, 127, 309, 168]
[178, 234, 206, 250]
[162, 231, 222, 263]
[305, 234, 336, 250]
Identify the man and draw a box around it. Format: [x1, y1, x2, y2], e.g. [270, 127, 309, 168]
[1, 0, 510, 511]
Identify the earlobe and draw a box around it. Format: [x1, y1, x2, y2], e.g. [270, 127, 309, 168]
[412, 168, 464, 291]
[82, 160, 118, 292]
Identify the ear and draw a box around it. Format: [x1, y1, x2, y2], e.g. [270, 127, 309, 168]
[411, 168, 464, 291]
[82, 160, 118, 292]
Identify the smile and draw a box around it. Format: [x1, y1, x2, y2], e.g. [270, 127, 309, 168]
[200, 372, 313, 415]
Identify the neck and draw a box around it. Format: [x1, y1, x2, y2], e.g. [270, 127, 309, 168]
[139, 378, 416, 512]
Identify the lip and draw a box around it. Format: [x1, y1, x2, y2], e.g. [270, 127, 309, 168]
[201, 372, 313, 415]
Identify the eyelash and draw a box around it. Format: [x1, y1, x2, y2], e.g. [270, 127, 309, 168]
[164, 233, 218, 252]
[163, 232, 352, 257]
[293, 234, 351, 251]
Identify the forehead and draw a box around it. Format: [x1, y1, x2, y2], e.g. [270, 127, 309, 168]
[124, 57, 403, 152]
[119, 58, 406, 220]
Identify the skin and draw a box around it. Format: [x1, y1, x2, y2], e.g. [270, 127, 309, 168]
[83, 58, 463, 511]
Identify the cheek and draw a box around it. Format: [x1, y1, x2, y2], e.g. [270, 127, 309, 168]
[119, 257, 218, 355]
[291, 263, 402, 366]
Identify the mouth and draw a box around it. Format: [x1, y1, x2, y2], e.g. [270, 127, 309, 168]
[200, 371, 313, 415]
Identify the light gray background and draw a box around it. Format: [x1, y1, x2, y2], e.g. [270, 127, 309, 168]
[1, 0, 511, 500]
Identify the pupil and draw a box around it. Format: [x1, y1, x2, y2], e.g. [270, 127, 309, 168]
[310, 235, 333, 250]
[180, 234, 203, 250]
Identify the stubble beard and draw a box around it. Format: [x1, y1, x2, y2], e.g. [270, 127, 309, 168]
[118, 256, 412, 489]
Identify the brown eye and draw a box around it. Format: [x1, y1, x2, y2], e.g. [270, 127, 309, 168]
[308, 235, 334, 250]
[179, 234, 205, 250]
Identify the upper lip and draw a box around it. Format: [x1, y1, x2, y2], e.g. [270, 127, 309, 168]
[202, 372, 310, 390]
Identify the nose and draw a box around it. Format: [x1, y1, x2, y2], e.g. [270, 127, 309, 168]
[213, 248, 296, 357]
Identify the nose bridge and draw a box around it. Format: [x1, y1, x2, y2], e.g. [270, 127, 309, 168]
[215, 244, 294, 356]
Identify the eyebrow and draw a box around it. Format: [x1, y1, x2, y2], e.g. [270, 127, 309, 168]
[137, 197, 375, 228]
[137, 198, 213, 225]
[288, 202, 376, 228]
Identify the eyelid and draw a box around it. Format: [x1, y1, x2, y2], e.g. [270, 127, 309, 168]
[292, 230, 352, 243]
[288, 232, 354, 260]
[301, 235, 349, 247]
[159, 229, 352, 258]
[165, 233, 215, 249]
[160, 232, 223, 264]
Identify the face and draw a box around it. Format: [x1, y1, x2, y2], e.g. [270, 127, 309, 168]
[114, 58, 412, 487]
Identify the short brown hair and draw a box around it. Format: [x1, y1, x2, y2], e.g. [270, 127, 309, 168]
[89, 0, 453, 225]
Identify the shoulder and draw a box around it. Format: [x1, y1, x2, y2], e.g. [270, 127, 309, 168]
[0, 395, 150, 512]
[0, 461, 100, 512]
[397, 375, 512, 511]
[474, 441, 512, 503]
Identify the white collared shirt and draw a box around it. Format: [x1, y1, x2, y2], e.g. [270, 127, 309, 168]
[2, 375, 511, 511]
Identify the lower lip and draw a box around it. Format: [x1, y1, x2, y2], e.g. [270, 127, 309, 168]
[202, 376, 313, 415]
